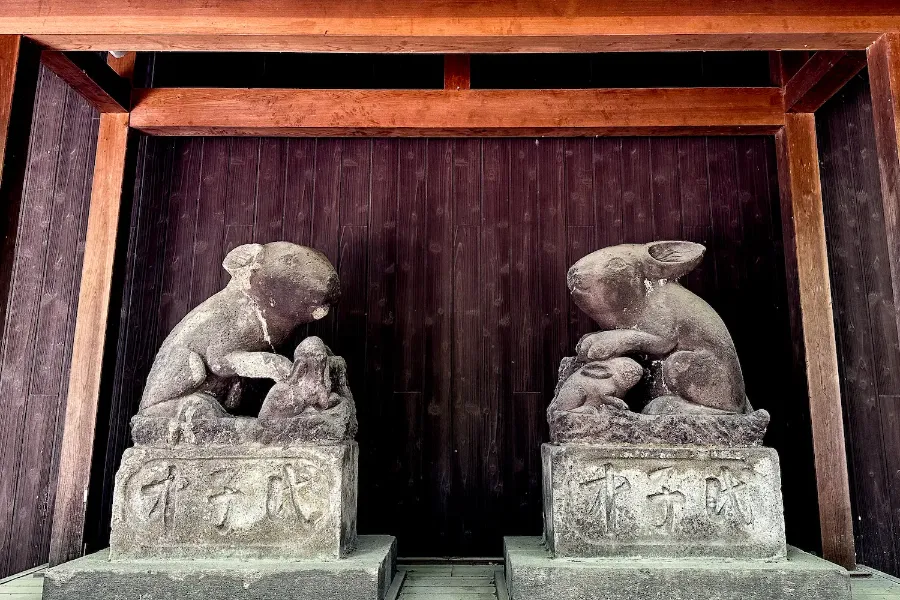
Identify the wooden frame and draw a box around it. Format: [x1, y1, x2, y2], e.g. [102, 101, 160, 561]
[3, 0, 900, 52]
[1, 9, 893, 571]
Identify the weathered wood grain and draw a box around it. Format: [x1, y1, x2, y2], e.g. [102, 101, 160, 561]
[40, 51, 129, 113]
[776, 113, 856, 570]
[783, 51, 867, 113]
[48, 111, 130, 566]
[129, 88, 786, 137]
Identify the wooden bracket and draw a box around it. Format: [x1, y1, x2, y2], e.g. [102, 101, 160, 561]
[783, 51, 867, 113]
[41, 51, 130, 113]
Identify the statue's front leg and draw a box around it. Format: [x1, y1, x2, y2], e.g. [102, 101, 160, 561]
[576, 329, 675, 361]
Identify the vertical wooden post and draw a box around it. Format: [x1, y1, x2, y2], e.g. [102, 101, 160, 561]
[106, 52, 137, 82]
[865, 33, 900, 347]
[49, 112, 130, 566]
[776, 113, 856, 570]
[444, 55, 471, 90]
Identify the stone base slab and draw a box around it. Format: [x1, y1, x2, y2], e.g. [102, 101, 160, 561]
[110, 442, 358, 560]
[543, 444, 787, 559]
[504, 536, 850, 600]
[44, 535, 396, 600]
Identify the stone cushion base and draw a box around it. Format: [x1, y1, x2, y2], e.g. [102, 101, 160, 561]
[44, 535, 396, 600]
[504, 537, 849, 600]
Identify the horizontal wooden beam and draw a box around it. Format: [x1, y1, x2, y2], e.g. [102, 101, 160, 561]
[40, 51, 129, 112]
[129, 87, 785, 137]
[784, 50, 867, 113]
[1, 0, 899, 51]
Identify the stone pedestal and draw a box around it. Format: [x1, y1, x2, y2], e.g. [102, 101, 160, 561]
[508, 443, 850, 600]
[542, 444, 786, 559]
[504, 537, 850, 600]
[110, 442, 358, 560]
[44, 535, 397, 600]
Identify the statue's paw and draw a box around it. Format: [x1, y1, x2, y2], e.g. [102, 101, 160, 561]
[175, 394, 228, 421]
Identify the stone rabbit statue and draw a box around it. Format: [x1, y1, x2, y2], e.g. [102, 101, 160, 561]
[138, 242, 340, 420]
[258, 336, 353, 419]
[547, 357, 644, 414]
[566, 241, 748, 415]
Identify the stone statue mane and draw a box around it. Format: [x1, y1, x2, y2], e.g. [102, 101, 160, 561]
[549, 240, 769, 446]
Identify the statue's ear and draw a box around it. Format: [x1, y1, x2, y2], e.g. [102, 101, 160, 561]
[223, 243, 264, 276]
[645, 241, 705, 280]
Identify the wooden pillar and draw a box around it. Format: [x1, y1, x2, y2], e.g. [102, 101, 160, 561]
[776, 113, 856, 570]
[866, 33, 900, 347]
[48, 112, 131, 566]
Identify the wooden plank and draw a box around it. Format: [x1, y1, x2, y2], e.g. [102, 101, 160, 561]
[4, 1, 900, 52]
[866, 33, 900, 357]
[129, 88, 786, 137]
[423, 138, 453, 552]
[48, 112, 130, 566]
[444, 55, 470, 91]
[40, 51, 129, 113]
[0, 36, 39, 348]
[0, 66, 69, 576]
[784, 51, 867, 113]
[775, 113, 855, 570]
[816, 83, 900, 571]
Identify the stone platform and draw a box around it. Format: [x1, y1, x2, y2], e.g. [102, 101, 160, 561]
[504, 537, 850, 600]
[43, 535, 397, 600]
[111, 441, 358, 560]
[543, 444, 786, 559]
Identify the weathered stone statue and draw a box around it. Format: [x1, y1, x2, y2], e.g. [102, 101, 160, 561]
[505, 241, 850, 600]
[45, 242, 394, 600]
[139, 241, 340, 420]
[548, 241, 771, 446]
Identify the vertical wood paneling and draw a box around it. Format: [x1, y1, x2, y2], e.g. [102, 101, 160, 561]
[423, 139, 453, 551]
[0, 65, 98, 576]
[101, 135, 798, 560]
[818, 71, 900, 576]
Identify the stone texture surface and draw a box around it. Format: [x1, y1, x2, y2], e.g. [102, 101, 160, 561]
[561, 241, 751, 417]
[131, 400, 357, 446]
[548, 407, 770, 446]
[44, 535, 396, 600]
[110, 442, 358, 560]
[542, 444, 786, 559]
[138, 242, 341, 420]
[504, 537, 850, 600]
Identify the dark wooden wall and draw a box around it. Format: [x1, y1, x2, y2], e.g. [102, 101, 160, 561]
[93, 134, 818, 557]
[817, 69, 900, 577]
[0, 65, 98, 577]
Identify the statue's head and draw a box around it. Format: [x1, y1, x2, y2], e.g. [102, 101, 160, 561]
[223, 242, 340, 323]
[566, 241, 705, 325]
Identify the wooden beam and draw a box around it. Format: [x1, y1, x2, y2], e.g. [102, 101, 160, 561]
[784, 51, 867, 113]
[865, 33, 900, 352]
[444, 55, 470, 91]
[1, 0, 899, 52]
[776, 113, 856, 570]
[40, 50, 129, 113]
[129, 87, 785, 137]
[106, 51, 136, 82]
[48, 112, 130, 566]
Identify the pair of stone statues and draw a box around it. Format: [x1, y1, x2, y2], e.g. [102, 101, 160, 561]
[137, 239, 754, 429]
